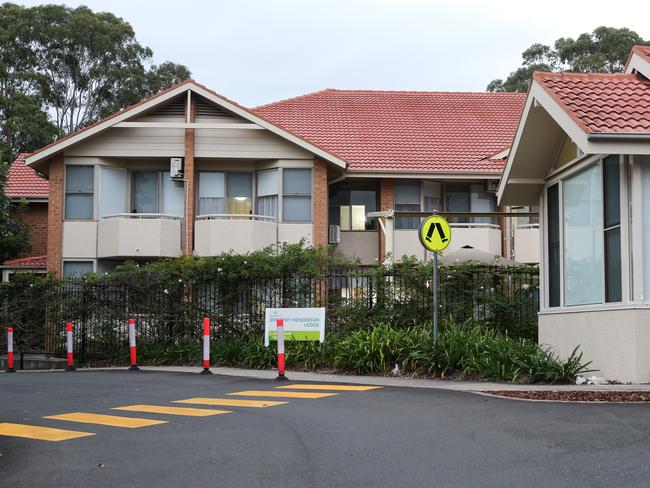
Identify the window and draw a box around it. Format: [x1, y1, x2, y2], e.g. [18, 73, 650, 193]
[423, 182, 442, 213]
[132, 171, 158, 213]
[65, 165, 94, 219]
[283, 169, 311, 221]
[256, 170, 278, 219]
[198, 172, 225, 215]
[470, 184, 497, 224]
[63, 261, 94, 277]
[328, 183, 377, 231]
[227, 173, 253, 216]
[563, 164, 604, 306]
[547, 184, 560, 307]
[130, 171, 183, 216]
[99, 167, 127, 218]
[394, 181, 420, 229]
[603, 156, 621, 302]
[446, 184, 470, 223]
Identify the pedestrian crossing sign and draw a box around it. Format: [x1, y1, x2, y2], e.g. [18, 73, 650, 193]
[419, 215, 451, 253]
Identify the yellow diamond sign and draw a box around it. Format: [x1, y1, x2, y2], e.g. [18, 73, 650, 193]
[419, 215, 451, 253]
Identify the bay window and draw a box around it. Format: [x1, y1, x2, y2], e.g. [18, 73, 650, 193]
[130, 171, 184, 216]
[65, 165, 94, 219]
[546, 155, 623, 308]
[227, 173, 253, 215]
[198, 172, 225, 215]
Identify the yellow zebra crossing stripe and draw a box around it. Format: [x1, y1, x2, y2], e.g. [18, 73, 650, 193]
[275, 384, 383, 391]
[227, 390, 337, 399]
[112, 404, 231, 417]
[44, 412, 167, 428]
[173, 398, 288, 408]
[0, 422, 94, 441]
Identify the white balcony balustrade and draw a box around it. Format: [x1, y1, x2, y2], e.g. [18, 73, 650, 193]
[513, 223, 540, 264]
[97, 214, 182, 258]
[194, 214, 277, 256]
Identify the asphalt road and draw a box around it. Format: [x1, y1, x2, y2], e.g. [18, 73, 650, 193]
[1, 370, 649, 488]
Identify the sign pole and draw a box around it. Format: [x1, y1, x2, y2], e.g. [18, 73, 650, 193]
[433, 251, 438, 341]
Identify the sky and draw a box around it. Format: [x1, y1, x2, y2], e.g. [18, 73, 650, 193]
[16, 0, 650, 107]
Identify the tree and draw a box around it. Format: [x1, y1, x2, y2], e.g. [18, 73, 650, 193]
[0, 161, 30, 262]
[0, 2, 191, 155]
[488, 27, 650, 92]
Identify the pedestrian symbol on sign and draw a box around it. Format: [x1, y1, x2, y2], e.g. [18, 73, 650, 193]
[419, 215, 451, 253]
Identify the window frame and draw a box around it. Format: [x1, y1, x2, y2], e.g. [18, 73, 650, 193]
[541, 154, 629, 312]
[281, 168, 312, 223]
[64, 164, 95, 221]
[328, 182, 378, 232]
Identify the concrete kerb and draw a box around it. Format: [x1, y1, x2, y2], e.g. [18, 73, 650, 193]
[18, 365, 650, 393]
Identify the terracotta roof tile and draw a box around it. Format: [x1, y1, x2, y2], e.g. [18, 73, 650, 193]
[253, 90, 526, 173]
[2, 255, 47, 268]
[533, 71, 650, 134]
[5, 154, 48, 198]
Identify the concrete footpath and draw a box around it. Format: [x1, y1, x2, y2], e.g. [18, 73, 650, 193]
[55, 365, 650, 392]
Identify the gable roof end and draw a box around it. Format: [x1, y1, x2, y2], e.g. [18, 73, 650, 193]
[25, 80, 347, 170]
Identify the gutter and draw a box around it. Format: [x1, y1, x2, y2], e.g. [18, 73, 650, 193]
[587, 132, 650, 142]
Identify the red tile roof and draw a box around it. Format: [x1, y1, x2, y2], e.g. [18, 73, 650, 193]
[2, 255, 47, 268]
[253, 90, 526, 173]
[5, 154, 48, 198]
[533, 71, 650, 134]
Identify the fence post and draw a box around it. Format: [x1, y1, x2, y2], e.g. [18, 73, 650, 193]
[6, 327, 15, 373]
[275, 318, 288, 382]
[128, 319, 139, 371]
[66, 322, 75, 372]
[200, 317, 212, 375]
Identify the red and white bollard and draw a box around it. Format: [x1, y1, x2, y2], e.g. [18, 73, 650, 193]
[66, 322, 75, 372]
[200, 317, 212, 375]
[128, 319, 139, 371]
[6, 327, 16, 373]
[275, 318, 288, 381]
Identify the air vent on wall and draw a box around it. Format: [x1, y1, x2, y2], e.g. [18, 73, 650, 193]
[195, 96, 232, 118]
[149, 96, 186, 116]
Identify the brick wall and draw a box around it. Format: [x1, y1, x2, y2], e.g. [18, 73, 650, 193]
[11, 202, 48, 257]
[183, 94, 196, 254]
[378, 178, 394, 261]
[47, 156, 64, 275]
[312, 158, 329, 248]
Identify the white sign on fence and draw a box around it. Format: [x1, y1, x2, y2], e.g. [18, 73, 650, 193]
[264, 307, 326, 347]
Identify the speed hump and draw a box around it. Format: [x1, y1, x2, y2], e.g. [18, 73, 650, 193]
[419, 215, 451, 253]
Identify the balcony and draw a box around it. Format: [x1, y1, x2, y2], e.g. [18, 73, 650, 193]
[194, 214, 277, 256]
[97, 214, 182, 258]
[513, 223, 540, 264]
[394, 223, 502, 260]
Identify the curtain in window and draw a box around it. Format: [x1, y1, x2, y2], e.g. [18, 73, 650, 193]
[99, 167, 127, 218]
[470, 184, 496, 224]
[161, 172, 184, 217]
[256, 170, 278, 219]
[227, 173, 252, 217]
[133, 172, 158, 213]
[394, 182, 420, 229]
[198, 172, 225, 215]
[563, 164, 603, 305]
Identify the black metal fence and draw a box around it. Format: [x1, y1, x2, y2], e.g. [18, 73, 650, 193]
[0, 266, 539, 366]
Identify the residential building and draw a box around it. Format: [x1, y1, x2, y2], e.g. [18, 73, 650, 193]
[18, 82, 533, 277]
[499, 45, 650, 382]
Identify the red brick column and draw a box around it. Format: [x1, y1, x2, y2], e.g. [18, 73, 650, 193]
[378, 178, 394, 261]
[312, 158, 329, 248]
[183, 93, 196, 255]
[46, 156, 64, 276]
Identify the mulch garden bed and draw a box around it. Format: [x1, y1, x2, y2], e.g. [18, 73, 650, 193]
[490, 390, 650, 402]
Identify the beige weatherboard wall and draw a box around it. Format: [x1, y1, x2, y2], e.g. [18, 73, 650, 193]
[497, 61, 650, 382]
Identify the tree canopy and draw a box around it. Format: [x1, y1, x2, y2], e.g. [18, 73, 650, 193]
[487, 26, 650, 93]
[0, 2, 191, 161]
